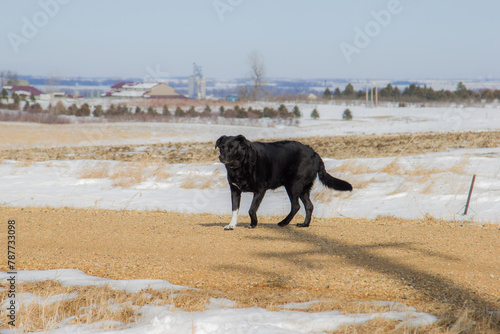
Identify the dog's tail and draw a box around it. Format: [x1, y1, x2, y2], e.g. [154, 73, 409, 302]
[317, 157, 353, 191]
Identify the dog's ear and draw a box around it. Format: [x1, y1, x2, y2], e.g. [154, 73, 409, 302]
[215, 135, 226, 149]
[235, 134, 247, 144]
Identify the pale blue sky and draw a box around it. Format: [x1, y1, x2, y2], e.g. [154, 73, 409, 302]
[1, 0, 499, 80]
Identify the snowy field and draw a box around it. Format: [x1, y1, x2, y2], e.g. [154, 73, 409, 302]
[1, 104, 499, 224]
[1, 146, 499, 224]
[2, 103, 500, 149]
[0, 270, 437, 333]
[1, 104, 499, 333]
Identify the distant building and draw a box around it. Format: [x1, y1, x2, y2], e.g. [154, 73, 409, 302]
[104, 82, 185, 99]
[226, 95, 238, 102]
[188, 63, 206, 99]
[7, 85, 44, 97]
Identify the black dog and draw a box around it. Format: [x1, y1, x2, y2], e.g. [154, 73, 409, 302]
[215, 135, 352, 229]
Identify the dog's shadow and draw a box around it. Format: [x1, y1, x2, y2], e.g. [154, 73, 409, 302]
[199, 222, 226, 228]
[199, 222, 278, 229]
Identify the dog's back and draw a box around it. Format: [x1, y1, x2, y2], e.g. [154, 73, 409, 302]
[251, 140, 320, 189]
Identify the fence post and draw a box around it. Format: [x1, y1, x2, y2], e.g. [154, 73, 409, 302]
[463, 174, 476, 215]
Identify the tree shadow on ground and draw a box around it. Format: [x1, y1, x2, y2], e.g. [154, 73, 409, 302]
[218, 222, 498, 314]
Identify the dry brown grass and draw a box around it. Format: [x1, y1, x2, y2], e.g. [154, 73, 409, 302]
[331, 160, 379, 175]
[15, 160, 33, 168]
[110, 163, 146, 188]
[381, 158, 403, 175]
[3, 131, 500, 164]
[78, 160, 173, 187]
[79, 162, 111, 179]
[0, 281, 143, 332]
[151, 162, 172, 181]
[180, 169, 221, 189]
[1, 279, 497, 332]
[447, 156, 470, 175]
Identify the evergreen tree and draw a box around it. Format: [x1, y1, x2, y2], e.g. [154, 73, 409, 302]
[67, 104, 78, 116]
[186, 106, 197, 117]
[55, 101, 67, 115]
[162, 105, 171, 116]
[77, 103, 91, 117]
[1, 88, 8, 101]
[236, 108, 247, 118]
[292, 105, 302, 118]
[278, 104, 288, 116]
[147, 106, 158, 116]
[93, 105, 104, 117]
[106, 104, 117, 116]
[30, 93, 36, 103]
[263, 107, 277, 118]
[201, 105, 212, 117]
[12, 93, 20, 105]
[342, 84, 355, 98]
[342, 108, 353, 120]
[394, 87, 401, 99]
[323, 88, 332, 99]
[455, 82, 469, 99]
[117, 104, 129, 115]
[481, 89, 495, 102]
[310, 108, 320, 119]
[175, 106, 185, 117]
[379, 84, 394, 98]
[29, 103, 44, 113]
[333, 88, 342, 99]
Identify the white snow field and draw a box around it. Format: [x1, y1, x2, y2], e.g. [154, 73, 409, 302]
[0, 270, 438, 334]
[0, 147, 499, 224]
[2, 104, 499, 149]
[1, 104, 499, 333]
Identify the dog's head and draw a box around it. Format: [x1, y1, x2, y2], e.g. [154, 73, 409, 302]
[215, 135, 253, 169]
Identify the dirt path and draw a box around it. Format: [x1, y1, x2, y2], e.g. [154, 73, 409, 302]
[1, 131, 500, 163]
[2, 207, 499, 314]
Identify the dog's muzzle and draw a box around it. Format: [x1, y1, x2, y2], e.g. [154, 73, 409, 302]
[219, 156, 240, 169]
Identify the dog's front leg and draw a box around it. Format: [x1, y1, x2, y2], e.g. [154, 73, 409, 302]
[225, 185, 241, 230]
[248, 190, 266, 228]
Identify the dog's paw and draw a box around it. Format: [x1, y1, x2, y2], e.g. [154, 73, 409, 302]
[296, 223, 310, 228]
[247, 224, 257, 229]
[224, 224, 236, 230]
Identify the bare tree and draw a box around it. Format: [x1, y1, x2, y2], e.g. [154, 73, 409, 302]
[3, 71, 19, 86]
[247, 51, 266, 101]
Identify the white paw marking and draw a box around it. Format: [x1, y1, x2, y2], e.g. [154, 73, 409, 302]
[224, 209, 239, 230]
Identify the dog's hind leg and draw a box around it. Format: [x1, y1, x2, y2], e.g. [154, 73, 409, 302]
[297, 185, 314, 227]
[248, 189, 266, 228]
[278, 185, 301, 227]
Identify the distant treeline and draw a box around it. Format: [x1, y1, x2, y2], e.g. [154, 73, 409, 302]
[0, 100, 303, 121]
[322, 82, 500, 102]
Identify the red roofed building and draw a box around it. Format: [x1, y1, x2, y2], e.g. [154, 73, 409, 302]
[8, 86, 44, 97]
[111, 82, 133, 90]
